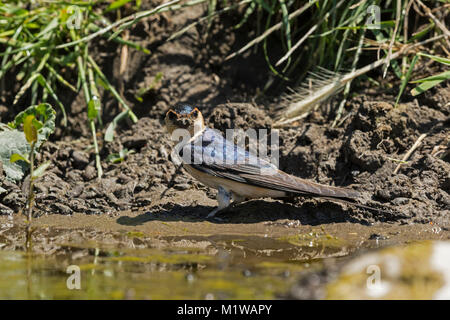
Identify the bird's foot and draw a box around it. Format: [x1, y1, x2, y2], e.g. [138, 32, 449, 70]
[206, 207, 220, 219]
[206, 208, 226, 222]
[206, 187, 231, 220]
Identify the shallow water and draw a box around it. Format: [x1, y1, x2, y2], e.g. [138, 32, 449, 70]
[0, 214, 448, 299]
[0, 230, 352, 299]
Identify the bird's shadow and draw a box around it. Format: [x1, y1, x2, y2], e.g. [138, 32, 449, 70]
[116, 199, 368, 226]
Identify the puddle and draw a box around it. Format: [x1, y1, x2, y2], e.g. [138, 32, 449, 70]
[0, 228, 356, 299]
[0, 214, 448, 299]
[0, 250, 284, 300]
[0, 249, 298, 299]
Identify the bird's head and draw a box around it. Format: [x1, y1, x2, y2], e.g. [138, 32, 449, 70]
[164, 104, 205, 138]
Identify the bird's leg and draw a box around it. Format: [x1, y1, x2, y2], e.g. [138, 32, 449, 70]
[232, 193, 246, 205]
[215, 193, 248, 217]
[226, 193, 247, 211]
[207, 186, 231, 218]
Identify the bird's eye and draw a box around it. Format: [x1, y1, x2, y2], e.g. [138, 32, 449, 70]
[191, 109, 199, 117]
[168, 111, 177, 120]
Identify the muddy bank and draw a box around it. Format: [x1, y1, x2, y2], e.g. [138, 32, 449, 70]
[3, 213, 449, 248]
[1, 95, 449, 226]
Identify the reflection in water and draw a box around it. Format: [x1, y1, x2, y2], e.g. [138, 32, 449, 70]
[26, 225, 33, 299]
[0, 230, 349, 299]
[0, 220, 447, 299]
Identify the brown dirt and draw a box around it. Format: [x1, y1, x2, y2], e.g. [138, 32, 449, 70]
[1, 95, 448, 227]
[0, 0, 449, 232]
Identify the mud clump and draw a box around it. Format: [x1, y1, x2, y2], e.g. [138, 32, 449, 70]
[208, 103, 272, 132]
[342, 98, 450, 224]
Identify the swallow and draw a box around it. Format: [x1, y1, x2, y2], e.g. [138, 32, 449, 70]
[165, 104, 360, 218]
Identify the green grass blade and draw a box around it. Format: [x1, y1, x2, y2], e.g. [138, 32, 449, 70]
[234, 2, 256, 29]
[13, 73, 39, 105]
[88, 55, 138, 123]
[56, 0, 182, 49]
[107, 0, 133, 12]
[411, 69, 450, 83]
[45, 63, 77, 92]
[417, 53, 450, 66]
[411, 71, 450, 96]
[279, 0, 292, 70]
[395, 54, 419, 107]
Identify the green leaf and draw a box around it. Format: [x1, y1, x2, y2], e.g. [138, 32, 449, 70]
[395, 54, 419, 107]
[104, 109, 130, 142]
[32, 161, 51, 180]
[32, 118, 43, 131]
[106, 152, 123, 164]
[409, 22, 434, 42]
[411, 70, 450, 83]
[1, 3, 28, 15]
[9, 103, 56, 149]
[254, 0, 272, 13]
[0, 129, 30, 181]
[107, 0, 133, 11]
[36, 17, 58, 40]
[106, 148, 134, 163]
[23, 115, 37, 144]
[411, 70, 450, 96]
[10, 153, 30, 164]
[88, 96, 101, 121]
[418, 53, 450, 66]
[105, 122, 116, 142]
[411, 79, 446, 96]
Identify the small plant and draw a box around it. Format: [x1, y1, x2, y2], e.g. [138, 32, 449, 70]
[0, 0, 145, 179]
[107, 148, 135, 164]
[410, 53, 450, 96]
[5, 103, 56, 222]
[134, 72, 163, 103]
[394, 53, 449, 106]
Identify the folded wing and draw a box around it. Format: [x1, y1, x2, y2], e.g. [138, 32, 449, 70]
[183, 129, 360, 200]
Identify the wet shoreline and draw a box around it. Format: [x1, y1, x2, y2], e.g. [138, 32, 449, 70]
[1, 212, 448, 299]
